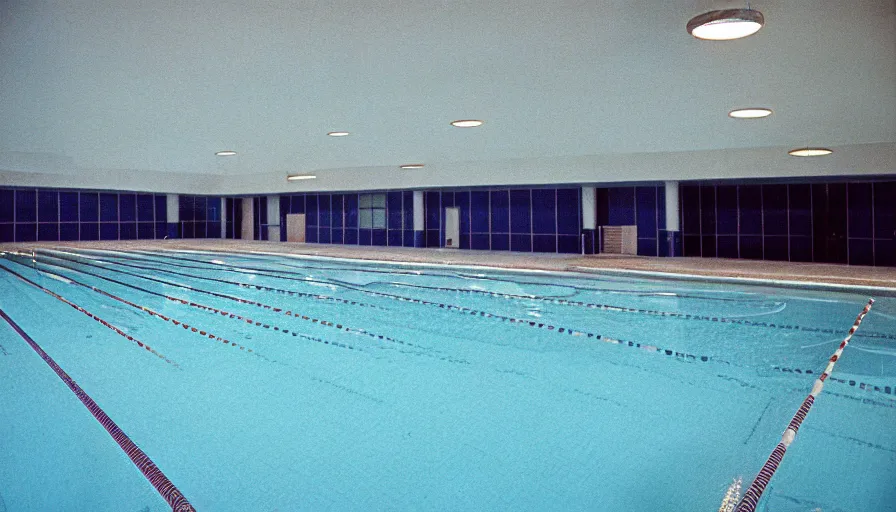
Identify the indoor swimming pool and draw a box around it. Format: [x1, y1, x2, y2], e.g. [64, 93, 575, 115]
[0, 248, 894, 511]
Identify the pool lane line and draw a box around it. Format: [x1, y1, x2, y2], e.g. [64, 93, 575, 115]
[25, 251, 425, 354]
[3, 256, 270, 360]
[0, 308, 196, 512]
[44, 249, 388, 311]
[0, 263, 179, 368]
[735, 299, 874, 512]
[7, 254, 363, 355]
[86, 248, 896, 342]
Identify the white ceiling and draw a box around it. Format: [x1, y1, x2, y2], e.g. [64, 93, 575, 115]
[1, 0, 895, 186]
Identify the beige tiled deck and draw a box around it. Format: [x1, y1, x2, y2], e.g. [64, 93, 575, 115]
[2, 239, 895, 291]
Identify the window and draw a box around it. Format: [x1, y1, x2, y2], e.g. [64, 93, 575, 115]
[359, 193, 386, 229]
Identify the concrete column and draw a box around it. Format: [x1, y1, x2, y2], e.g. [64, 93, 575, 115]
[663, 181, 681, 257]
[165, 194, 179, 238]
[266, 195, 281, 241]
[241, 197, 254, 240]
[581, 186, 597, 254]
[220, 198, 227, 239]
[412, 190, 425, 247]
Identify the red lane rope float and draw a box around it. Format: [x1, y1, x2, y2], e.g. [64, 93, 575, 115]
[734, 298, 875, 512]
[43, 249, 386, 310]
[31, 251, 736, 368]
[0, 264, 179, 367]
[94, 248, 896, 342]
[3, 257, 267, 360]
[0, 309, 196, 512]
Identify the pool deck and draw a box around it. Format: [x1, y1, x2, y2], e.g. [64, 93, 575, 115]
[2, 240, 895, 292]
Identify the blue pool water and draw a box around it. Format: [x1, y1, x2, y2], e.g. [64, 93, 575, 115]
[0, 248, 894, 511]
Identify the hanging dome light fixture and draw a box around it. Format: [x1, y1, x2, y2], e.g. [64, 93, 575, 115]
[687, 8, 764, 40]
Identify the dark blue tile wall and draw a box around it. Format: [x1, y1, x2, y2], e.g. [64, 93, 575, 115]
[680, 180, 895, 266]
[178, 195, 229, 240]
[601, 186, 665, 256]
[0, 187, 170, 243]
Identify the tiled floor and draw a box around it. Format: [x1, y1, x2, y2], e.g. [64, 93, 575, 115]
[2, 239, 895, 290]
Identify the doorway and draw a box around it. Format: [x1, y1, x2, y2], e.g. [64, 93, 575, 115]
[444, 207, 460, 248]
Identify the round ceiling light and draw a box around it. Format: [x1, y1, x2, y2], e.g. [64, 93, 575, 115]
[400, 164, 425, 169]
[450, 119, 484, 128]
[729, 108, 773, 119]
[687, 9, 764, 40]
[788, 147, 833, 157]
[215, 150, 237, 156]
[327, 131, 350, 137]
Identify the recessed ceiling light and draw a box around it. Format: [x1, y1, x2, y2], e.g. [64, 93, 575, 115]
[729, 108, 773, 119]
[287, 174, 317, 181]
[451, 120, 484, 128]
[687, 9, 764, 41]
[215, 150, 237, 156]
[788, 147, 833, 157]
[400, 164, 425, 169]
[327, 131, 350, 137]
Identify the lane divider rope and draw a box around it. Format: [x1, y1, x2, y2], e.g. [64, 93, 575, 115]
[0, 308, 195, 512]
[734, 298, 875, 512]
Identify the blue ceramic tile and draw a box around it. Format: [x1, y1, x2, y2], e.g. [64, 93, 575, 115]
[608, 187, 635, 226]
[490, 233, 509, 251]
[764, 235, 788, 261]
[306, 195, 318, 226]
[344, 228, 358, 245]
[80, 223, 99, 241]
[15, 190, 36, 222]
[510, 233, 531, 252]
[332, 195, 344, 228]
[332, 228, 344, 245]
[165, 223, 178, 239]
[636, 187, 657, 236]
[291, 194, 306, 214]
[638, 237, 658, 257]
[119, 193, 136, 222]
[319, 227, 331, 244]
[717, 235, 738, 259]
[345, 194, 358, 228]
[557, 235, 579, 254]
[471, 233, 490, 250]
[258, 197, 268, 226]
[372, 229, 387, 246]
[306, 226, 318, 243]
[318, 195, 331, 228]
[701, 235, 716, 258]
[15, 223, 36, 242]
[762, 185, 787, 236]
[681, 186, 700, 234]
[0, 190, 13, 222]
[425, 192, 440, 230]
[490, 190, 509, 233]
[413, 230, 425, 248]
[0, 224, 12, 243]
[699, 186, 715, 235]
[38, 223, 58, 241]
[683, 235, 701, 256]
[557, 188, 579, 235]
[442, 191, 455, 208]
[359, 228, 373, 246]
[207, 197, 220, 222]
[80, 193, 99, 222]
[387, 192, 403, 230]
[533, 234, 556, 252]
[425, 229, 440, 248]
[137, 194, 154, 222]
[38, 190, 58, 222]
[99, 193, 118, 222]
[194, 196, 208, 222]
[510, 190, 531, 234]
[657, 186, 666, 230]
[532, 189, 556, 234]
[138, 222, 154, 239]
[471, 191, 489, 232]
[459, 234, 470, 249]
[403, 191, 414, 231]
[788, 184, 812, 237]
[716, 186, 737, 235]
[455, 191, 470, 235]
[179, 195, 194, 221]
[207, 223, 221, 239]
[194, 222, 207, 239]
[155, 195, 167, 223]
[403, 229, 414, 247]
[60, 192, 79, 223]
[846, 183, 872, 239]
[279, 195, 291, 218]
[874, 239, 895, 266]
[388, 231, 402, 247]
[740, 235, 762, 259]
[874, 182, 895, 240]
[60, 223, 79, 241]
[848, 238, 874, 266]
[738, 185, 762, 235]
[100, 223, 118, 240]
[119, 222, 137, 240]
